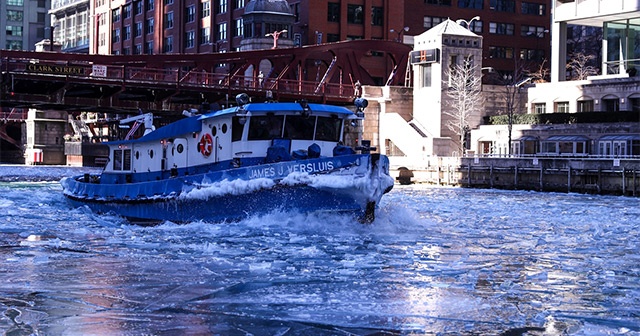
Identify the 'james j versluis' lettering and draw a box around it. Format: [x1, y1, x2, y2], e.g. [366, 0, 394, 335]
[250, 161, 335, 179]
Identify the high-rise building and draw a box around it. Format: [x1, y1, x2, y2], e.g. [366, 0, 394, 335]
[1, 0, 52, 50]
[287, 0, 551, 80]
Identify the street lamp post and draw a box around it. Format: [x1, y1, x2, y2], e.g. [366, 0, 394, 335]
[455, 16, 480, 31]
[265, 29, 287, 49]
[389, 27, 409, 42]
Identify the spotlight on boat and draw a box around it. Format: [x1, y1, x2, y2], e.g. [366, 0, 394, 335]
[354, 97, 368, 118]
[235, 93, 250, 107]
[299, 99, 311, 118]
[235, 93, 251, 124]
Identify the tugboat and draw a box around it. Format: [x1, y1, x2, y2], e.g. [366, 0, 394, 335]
[61, 94, 394, 223]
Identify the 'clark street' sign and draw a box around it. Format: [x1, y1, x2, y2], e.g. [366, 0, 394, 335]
[26, 63, 85, 75]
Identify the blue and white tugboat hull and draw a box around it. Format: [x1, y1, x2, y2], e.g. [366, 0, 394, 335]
[62, 154, 393, 223]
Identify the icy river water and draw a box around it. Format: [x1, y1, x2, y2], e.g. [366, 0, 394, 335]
[0, 166, 639, 335]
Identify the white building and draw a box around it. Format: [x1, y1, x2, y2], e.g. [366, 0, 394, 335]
[49, 0, 90, 53]
[473, 0, 640, 158]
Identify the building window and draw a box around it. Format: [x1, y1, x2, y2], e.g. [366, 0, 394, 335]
[521, 25, 547, 37]
[425, 0, 451, 5]
[112, 29, 120, 43]
[201, 1, 211, 18]
[467, 21, 482, 33]
[218, 22, 227, 40]
[123, 4, 131, 19]
[603, 98, 620, 112]
[421, 64, 432, 87]
[201, 27, 210, 44]
[6, 26, 23, 36]
[490, 0, 515, 12]
[145, 41, 153, 54]
[145, 18, 154, 34]
[7, 10, 23, 22]
[134, 1, 142, 15]
[291, 3, 300, 22]
[347, 5, 363, 24]
[185, 31, 195, 48]
[458, 0, 482, 9]
[135, 22, 142, 37]
[146, 0, 154, 11]
[6, 40, 22, 50]
[236, 0, 245, 8]
[533, 103, 546, 114]
[164, 0, 173, 5]
[577, 100, 594, 112]
[112, 8, 121, 22]
[164, 36, 173, 52]
[134, 44, 142, 54]
[235, 18, 243, 37]
[218, 0, 228, 14]
[522, 2, 545, 15]
[489, 22, 514, 35]
[371, 7, 383, 26]
[165, 12, 174, 29]
[489, 46, 513, 59]
[123, 26, 131, 40]
[630, 98, 640, 113]
[519, 48, 543, 61]
[7, 0, 24, 5]
[185, 5, 196, 22]
[424, 16, 446, 29]
[555, 102, 570, 113]
[327, 34, 340, 42]
[327, 3, 340, 22]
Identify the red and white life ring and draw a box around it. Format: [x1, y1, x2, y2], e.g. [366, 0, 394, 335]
[198, 133, 213, 157]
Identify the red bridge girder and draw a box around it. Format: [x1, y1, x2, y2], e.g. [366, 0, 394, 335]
[0, 40, 411, 115]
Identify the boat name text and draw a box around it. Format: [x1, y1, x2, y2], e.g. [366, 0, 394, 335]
[249, 161, 335, 179]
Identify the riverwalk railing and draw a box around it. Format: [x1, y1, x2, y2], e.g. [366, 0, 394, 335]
[390, 156, 640, 197]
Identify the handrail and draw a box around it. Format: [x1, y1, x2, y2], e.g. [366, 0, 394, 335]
[2, 57, 353, 99]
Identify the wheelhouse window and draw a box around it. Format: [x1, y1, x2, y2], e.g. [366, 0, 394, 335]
[284, 116, 315, 140]
[248, 115, 284, 140]
[315, 116, 342, 142]
[232, 117, 245, 142]
[112, 149, 132, 171]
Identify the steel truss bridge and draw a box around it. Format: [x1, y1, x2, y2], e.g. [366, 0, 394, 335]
[0, 40, 411, 117]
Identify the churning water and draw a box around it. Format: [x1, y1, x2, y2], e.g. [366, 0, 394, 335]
[0, 165, 639, 335]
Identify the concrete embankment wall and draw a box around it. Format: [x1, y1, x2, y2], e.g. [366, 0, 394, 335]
[390, 156, 640, 197]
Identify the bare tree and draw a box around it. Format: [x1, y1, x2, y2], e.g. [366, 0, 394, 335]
[567, 52, 598, 80]
[500, 59, 531, 155]
[530, 59, 550, 83]
[444, 57, 483, 155]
